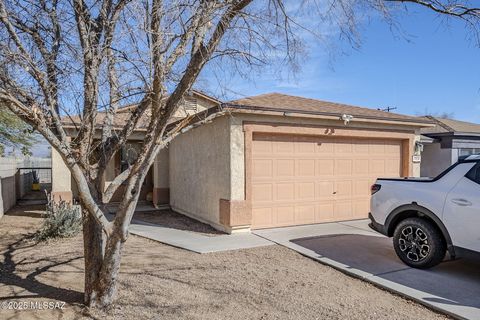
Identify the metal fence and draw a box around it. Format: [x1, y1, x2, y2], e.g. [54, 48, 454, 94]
[17, 167, 52, 196]
[0, 157, 51, 177]
[0, 157, 52, 216]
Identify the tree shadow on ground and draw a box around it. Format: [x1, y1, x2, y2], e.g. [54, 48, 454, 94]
[5, 205, 46, 218]
[292, 234, 480, 311]
[0, 234, 84, 305]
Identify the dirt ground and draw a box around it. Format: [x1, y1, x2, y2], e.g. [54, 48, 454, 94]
[0, 205, 448, 320]
[134, 210, 225, 236]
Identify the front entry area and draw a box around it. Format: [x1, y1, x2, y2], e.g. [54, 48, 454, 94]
[251, 133, 403, 229]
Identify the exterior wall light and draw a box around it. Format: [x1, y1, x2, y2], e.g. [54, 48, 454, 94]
[341, 114, 354, 125]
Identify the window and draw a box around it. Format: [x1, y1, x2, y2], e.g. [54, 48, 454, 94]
[120, 143, 140, 172]
[459, 148, 480, 157]
[466, 163, 480, 184]
[118, 143, 149, 187]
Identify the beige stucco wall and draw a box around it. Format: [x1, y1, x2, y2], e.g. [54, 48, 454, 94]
[0, 175, 16, 217]
[103, 154, 117, 192]
[169, 116, 230, 228]
[420, 142, 454, 177]
[154, 148, 169, 188]
[51, 147, 72, 195]
[169, 112, 424, 231]
[229, 116, 245, 201]
[52, 140, 169, 202]
[412, 133, 421, 177]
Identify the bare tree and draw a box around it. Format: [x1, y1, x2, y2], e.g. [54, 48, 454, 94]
[0, 0, 478, 309]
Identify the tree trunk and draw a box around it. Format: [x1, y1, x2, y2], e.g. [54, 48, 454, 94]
[82, 209, 105, 306]
[94, 232, 124, 308]
[82, 206, 126, 309]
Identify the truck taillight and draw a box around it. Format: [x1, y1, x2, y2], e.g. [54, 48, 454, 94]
[371, 184, 381, 195]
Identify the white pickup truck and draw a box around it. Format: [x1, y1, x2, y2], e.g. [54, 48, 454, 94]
[369, 154, 480, 268]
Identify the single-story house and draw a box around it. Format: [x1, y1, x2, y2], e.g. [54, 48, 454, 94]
[52, 92, 432, 233]
[52, 90, 221, 203]
[420, 116, 480, 177]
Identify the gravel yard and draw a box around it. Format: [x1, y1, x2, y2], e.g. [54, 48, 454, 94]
[134, 209, 225, 236]
[0, 205, 448, 320]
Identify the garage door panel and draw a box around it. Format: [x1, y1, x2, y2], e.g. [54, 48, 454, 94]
[277, 159, 295, 176]
[296, 182, 315, 200]
[316, 159, 335, 176]
[295, 138, 316, 154]
[274, 139, 295, 154]
[369, 159, 386, 174]
[252, 207, 273, 228]
[276, 183, 295, 201]
[334, 138, 353, 153]
[295, 205, 315, 224]
[276, 206, 295, 226]
[353, 139, 370, 153]
[253, 159, 273, 178]
[317, 140, 334, 153]
[385, 142, 401, 154]
[334, 201, 353, 220]
[335, 159, 353, 175]
[252, 183, 273, 202]
[316, 202, 335, 222]
[252, 137, 272, 154]
[354, 159, 369, 174]
[317, 180, 334, 198]
[385, 159, 401, 175]
[296, 159, 315, 176]
[335, 180, 352, 197]
[251, 133, 402, 229]
[369, 140, 386, 154]
[354, 180, 371, 196]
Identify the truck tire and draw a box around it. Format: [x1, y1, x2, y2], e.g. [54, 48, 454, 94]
[393, 217, 446, 269]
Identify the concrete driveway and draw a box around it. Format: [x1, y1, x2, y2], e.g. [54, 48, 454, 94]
[254, 220, 480, 320]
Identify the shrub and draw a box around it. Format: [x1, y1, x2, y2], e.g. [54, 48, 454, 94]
[35, 193, 82, 241]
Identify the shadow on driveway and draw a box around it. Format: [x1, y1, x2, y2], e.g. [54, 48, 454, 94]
[292, 234, 480, 311]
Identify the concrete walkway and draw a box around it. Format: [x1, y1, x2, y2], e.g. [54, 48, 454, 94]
[128, 218, 273, 254]
[254, 220, 480, 320]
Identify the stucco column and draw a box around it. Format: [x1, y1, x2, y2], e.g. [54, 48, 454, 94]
[219, 117, 252, 233]
[152, 148, 170, 206]
[412, 134, 421, 177]
[51, 147, 72, 203]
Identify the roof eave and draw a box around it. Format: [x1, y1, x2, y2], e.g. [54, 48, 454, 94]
[423, 132, 480, 138]
[223, 103, 434, 127]
[419, 135, 436, 143]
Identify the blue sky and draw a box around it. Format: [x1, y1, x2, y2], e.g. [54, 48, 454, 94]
[27, 4, 480, 157]
[213, 6, 480, 123]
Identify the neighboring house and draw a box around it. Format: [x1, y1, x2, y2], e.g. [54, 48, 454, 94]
[52, 92, 432, 233]
[420, 116, 480, 177]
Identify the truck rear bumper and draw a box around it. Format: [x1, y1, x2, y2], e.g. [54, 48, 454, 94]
[368, 212, 388, 236]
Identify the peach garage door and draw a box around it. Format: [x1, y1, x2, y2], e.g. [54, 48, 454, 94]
[251, 133, 402, 229]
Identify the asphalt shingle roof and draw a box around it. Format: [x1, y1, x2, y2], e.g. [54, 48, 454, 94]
[227, 93, 431, 123]
[420, 116, 480, 135]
